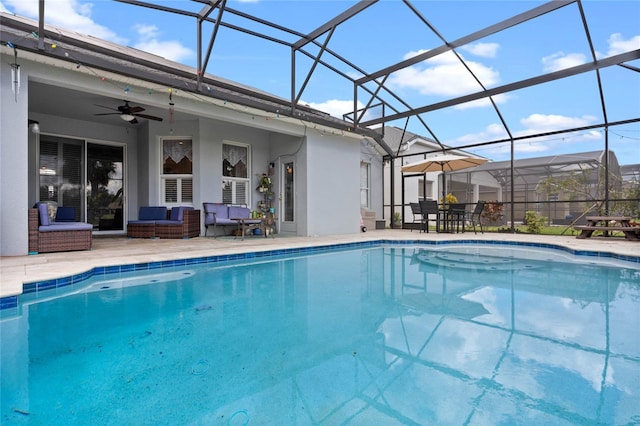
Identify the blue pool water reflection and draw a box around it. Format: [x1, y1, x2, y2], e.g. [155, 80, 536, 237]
[1, 244, 639, 425]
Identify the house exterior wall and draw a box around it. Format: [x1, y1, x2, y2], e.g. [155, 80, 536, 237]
[306, 132, 361, 236]
[0, 50, 377, 256]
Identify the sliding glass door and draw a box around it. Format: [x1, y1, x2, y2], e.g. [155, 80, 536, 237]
[38, 136, 84, 221]
[87, 143, 124, 232]
[38, 138, 124, 232]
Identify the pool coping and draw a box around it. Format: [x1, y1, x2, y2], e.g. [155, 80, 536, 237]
[2, 238, 639, 311]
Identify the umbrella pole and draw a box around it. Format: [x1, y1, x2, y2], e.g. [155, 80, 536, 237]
[441, 166, 446, 202]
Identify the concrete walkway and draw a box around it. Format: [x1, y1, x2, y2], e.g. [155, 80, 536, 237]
[1, 230, 638, 298]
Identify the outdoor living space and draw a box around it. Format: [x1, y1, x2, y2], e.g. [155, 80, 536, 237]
[1, 230, 638, 300]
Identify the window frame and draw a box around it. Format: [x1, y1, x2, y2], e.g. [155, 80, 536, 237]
[360, 161, 370, 209]
[160, 137, 193, 206]
[222, 141, 251, 206]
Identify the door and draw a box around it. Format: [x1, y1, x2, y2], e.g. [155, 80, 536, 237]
[39, 139, 125, 232]
[279, 157, 296, 234]
[87, 143, 125, 232]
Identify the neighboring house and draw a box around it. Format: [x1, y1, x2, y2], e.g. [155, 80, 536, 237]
[0, 13, 384, 256]
[381, 126, 493, 224]
[448, 150, 624, 224]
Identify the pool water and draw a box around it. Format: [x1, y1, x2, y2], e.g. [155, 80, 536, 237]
[1, 244, 639, 425]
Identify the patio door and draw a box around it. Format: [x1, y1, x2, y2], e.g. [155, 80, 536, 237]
[39, 137, 124, 232]
[87, 143, 124, 232]
[279, 157, 296, 234]
[38, 136, 84, 220]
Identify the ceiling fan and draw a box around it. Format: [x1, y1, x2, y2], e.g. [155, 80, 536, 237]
[94, 100, 163, 123]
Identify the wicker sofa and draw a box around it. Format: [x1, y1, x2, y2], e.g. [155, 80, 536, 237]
[155, 207, 201, 239]
[28, 204, 93, 253]
[127, 206, 200, 239]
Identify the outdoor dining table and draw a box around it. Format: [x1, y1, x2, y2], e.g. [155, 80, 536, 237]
[437, 204, 466, 233]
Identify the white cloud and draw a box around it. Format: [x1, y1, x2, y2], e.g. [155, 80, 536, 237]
[388, 50, 500, 97]
[607, 33, 640, 55]
[541, 52, 588, 72]
[540, 34, 640, 71]
[2, 0, 125, 43]
[1, 0, 193, 62]
[460, 42, 500, 58]
[519, 113, 598, 133]
[132, 24, 193, 62]
[451, 113, 601, 157]
[453, 123, 509, 146]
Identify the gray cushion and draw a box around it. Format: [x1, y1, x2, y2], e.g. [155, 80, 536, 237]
[37, 203, 50, 226]
[214, 218, 237, 225]
[155, 219, 182, 225]
[39, 222, 92, 232]
[229, 205, 250, 219]
[204, 203, 230, 225]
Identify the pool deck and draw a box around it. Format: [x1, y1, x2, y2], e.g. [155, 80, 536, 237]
[1, 230, 638, 298]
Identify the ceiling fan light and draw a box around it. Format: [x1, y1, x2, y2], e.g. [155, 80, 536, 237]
[120, 113, 135, 122]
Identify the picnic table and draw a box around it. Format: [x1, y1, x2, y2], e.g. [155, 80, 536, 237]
[574, 216, 640, 241]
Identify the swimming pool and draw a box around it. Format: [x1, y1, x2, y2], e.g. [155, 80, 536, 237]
[1, 242, 639, 425]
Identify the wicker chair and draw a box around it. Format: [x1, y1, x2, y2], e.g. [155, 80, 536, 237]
[28, 208, 92, 253]
[155, 208, 201, 239]
[127, 206, 167, 238]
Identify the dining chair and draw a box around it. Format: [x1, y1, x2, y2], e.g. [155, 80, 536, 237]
[419, 200, 440, 233]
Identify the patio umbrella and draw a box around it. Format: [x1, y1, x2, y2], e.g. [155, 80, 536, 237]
[401, 154, 488, 201]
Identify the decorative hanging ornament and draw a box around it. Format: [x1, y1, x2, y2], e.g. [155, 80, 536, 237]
[10, 46, 20, 101]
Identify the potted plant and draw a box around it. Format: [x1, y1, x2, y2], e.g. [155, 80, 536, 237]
[256, 173, 271, 193]
[393, 211, 402, 228]
[439, 193, 458, 209]
[481, 201, 504, 225]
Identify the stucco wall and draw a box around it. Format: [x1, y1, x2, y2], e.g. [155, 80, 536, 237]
[306, 132, 361, 236]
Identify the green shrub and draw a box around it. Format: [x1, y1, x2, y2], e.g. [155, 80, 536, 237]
[524, 211, 547, 234]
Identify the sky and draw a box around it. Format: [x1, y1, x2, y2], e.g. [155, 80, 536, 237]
[1, 0, 639, 164]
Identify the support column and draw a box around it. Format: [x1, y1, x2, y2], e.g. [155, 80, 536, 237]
[0, 58, 30, 255]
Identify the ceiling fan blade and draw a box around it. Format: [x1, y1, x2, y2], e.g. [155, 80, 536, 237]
[94, 104, 119, 112]
[94, 112, 120, 116]
[129, 106, 145, 113]
[133, 113, 163, 122]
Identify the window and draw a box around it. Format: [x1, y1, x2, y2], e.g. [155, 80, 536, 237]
[222, 142, 250, 205]
[360, 161, 370, 208]
[161, 138, 192, 204]
[419, 179, 433, 201]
